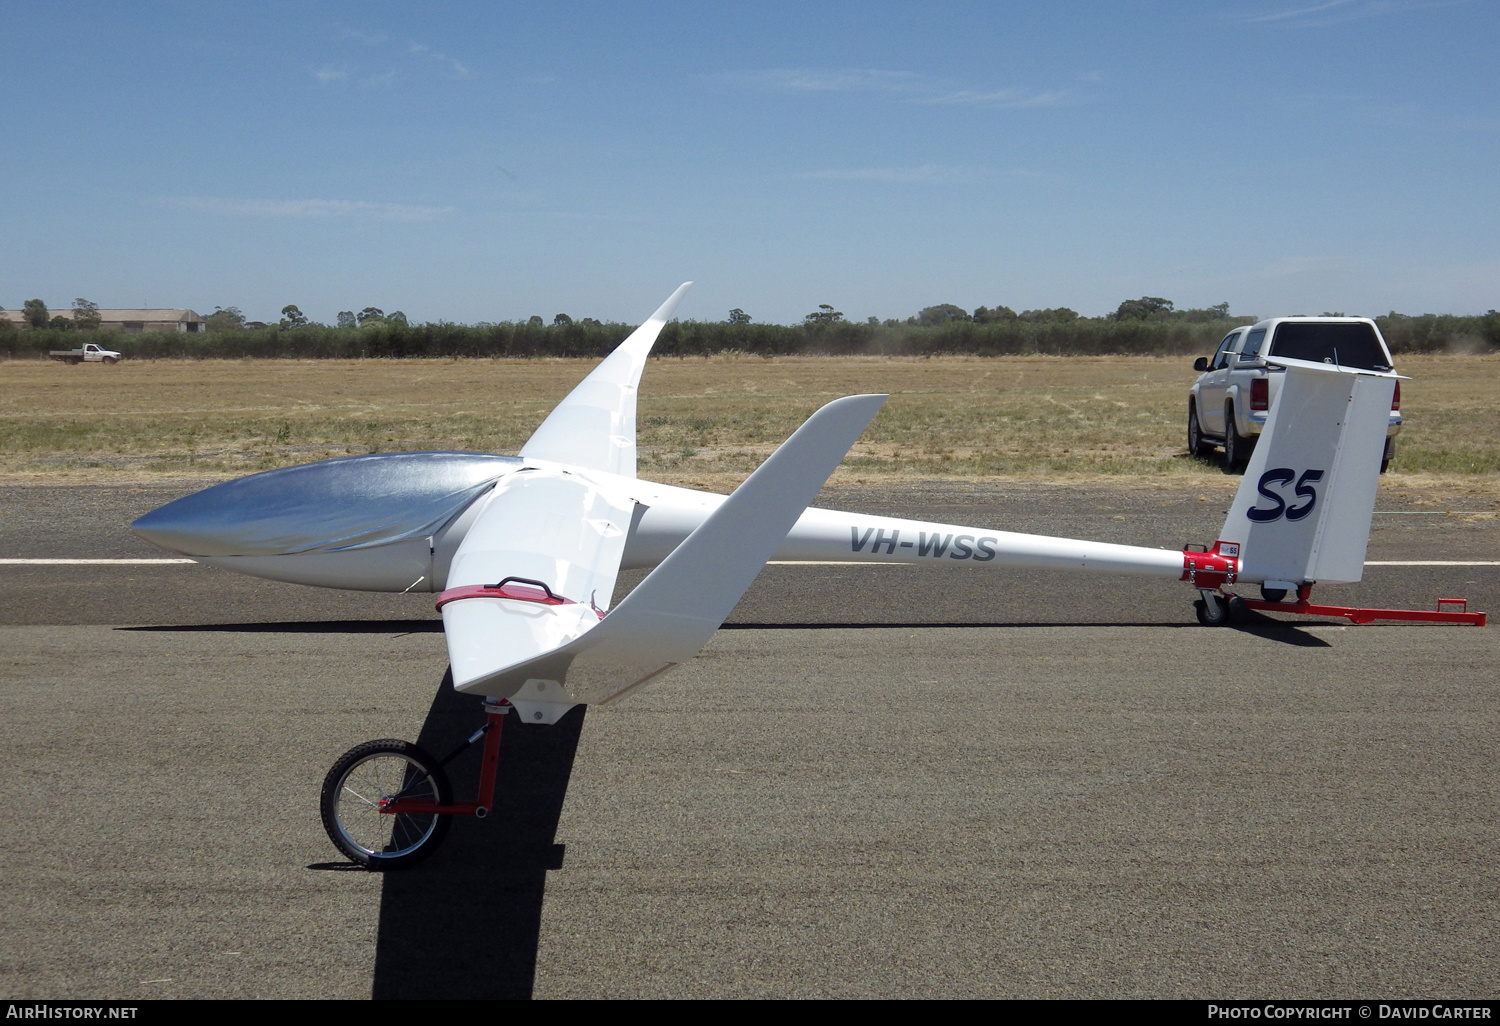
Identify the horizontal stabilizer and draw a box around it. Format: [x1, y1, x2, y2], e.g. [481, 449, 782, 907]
[466, 393, 887, 703]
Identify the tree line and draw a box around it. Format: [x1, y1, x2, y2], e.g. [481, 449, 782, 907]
[3, 296, 1496, 360]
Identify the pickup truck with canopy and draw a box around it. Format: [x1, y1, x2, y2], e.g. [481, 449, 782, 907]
[1187, 317, 1401, 471]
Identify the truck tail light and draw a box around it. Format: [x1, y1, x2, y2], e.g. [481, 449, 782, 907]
[1250, 378, 1268, 411]
[1392, 380, 1401, 411]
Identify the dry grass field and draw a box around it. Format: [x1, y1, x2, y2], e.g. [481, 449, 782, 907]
[2, 354, 1497, 501]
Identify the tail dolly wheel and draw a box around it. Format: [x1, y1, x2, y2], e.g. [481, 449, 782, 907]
[320, 697, 511, 869]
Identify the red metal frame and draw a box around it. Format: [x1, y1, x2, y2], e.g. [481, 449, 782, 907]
[1181, 540, 1240, 591]
[381, 704, 508, 818]
[1232, 583, 1486, 626]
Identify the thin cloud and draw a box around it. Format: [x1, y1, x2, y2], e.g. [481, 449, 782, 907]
[409, 42, 470, 80]
[1242, 0, 1359, 22]
[318, 31, 472, 86]
[721, 67, 1074, 112]
[160, 197, 454, 222]
[500, 207, 646, 223]
[1282, 92, 1500, 132]
[338, 27, 387, 46]
[793, 165, 981, 185]
[718, 68, 921, 93]
[1236, 0, 1462, 24]
[1359, 101, 1500, 132]
[919, 88, 1069, 109]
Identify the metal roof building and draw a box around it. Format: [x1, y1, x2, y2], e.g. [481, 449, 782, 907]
[0, 308, 206, 332]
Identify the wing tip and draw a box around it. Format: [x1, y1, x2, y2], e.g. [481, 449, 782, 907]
[648, 282, 694, 324]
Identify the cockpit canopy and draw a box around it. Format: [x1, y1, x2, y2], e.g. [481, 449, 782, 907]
[132, 452, 521, 557]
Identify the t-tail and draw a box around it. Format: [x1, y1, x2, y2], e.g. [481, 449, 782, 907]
[1217, 357, 1402, 592]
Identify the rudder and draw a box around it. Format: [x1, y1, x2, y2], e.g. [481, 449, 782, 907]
[1221, 360, 1399, 587]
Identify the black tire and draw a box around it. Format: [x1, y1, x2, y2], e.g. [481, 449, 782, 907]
[102, 356, 118, 365]
[65, 356, 80, 365]
[1223, 403, 1250, 471]
[1259, 585, 1288, 603]
[1195, 596, 1229, 627]
[321, 739, 451, 870]
[1187, 402, 1213, 458]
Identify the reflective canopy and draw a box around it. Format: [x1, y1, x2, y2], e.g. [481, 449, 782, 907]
[132, 452, 521, 557]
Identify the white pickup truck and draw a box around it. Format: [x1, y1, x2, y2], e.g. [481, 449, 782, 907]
[1188, 316, 1402, 471]
[48, 343, 122, 365]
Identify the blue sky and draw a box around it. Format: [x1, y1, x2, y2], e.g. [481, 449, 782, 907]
[2, 1, 1495, 325]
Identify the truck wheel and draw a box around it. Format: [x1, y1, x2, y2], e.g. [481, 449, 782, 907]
[102, 356, 118, 365]
[65, 356, 80, 365]
[1223, 403, 1250, 471]
[1187, 403, 1212, 458]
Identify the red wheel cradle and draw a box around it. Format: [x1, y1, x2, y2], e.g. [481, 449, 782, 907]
[320, 695, 518, 868]
[1229, 583, 1486, 627]
[381, 697, 511, 819]
[1181, 542, 1487, 627]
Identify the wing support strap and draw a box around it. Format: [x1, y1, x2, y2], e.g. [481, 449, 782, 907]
[436, 577, 583, 611]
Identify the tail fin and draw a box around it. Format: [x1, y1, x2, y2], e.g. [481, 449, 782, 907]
[519, 282, 693, 478]
[1222, 359, 1400, 586]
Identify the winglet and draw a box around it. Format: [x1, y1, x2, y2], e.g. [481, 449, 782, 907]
[518, 283, 693, 478]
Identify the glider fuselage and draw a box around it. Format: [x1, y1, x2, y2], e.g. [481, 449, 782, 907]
[131, 452, 1186, 594]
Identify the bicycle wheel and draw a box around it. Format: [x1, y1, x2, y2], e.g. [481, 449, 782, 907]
[320, 739, 452, 869]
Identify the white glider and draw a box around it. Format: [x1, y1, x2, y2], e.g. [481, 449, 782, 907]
[131, 285, 1464, 866]
[133, 283, 1420, 714]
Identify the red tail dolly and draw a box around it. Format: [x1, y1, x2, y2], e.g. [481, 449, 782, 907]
[1228, 583, 1486, 626]
[1182, 542, 1488, 628]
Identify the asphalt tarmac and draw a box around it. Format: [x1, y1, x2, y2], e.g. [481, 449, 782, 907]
[1, 482, 1497, 999]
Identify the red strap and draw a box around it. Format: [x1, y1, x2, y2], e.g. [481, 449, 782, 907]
[435, 582, 574, 611]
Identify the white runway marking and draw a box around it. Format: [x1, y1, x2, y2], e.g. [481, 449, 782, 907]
[0, 558, 197, 565]
[768, 560, 1500, 567]
[2, 558, 1497, 567]
[766, 561, 909, 566]
[1363, 560, 1500, 566]
[776, 560, 1500, 567]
